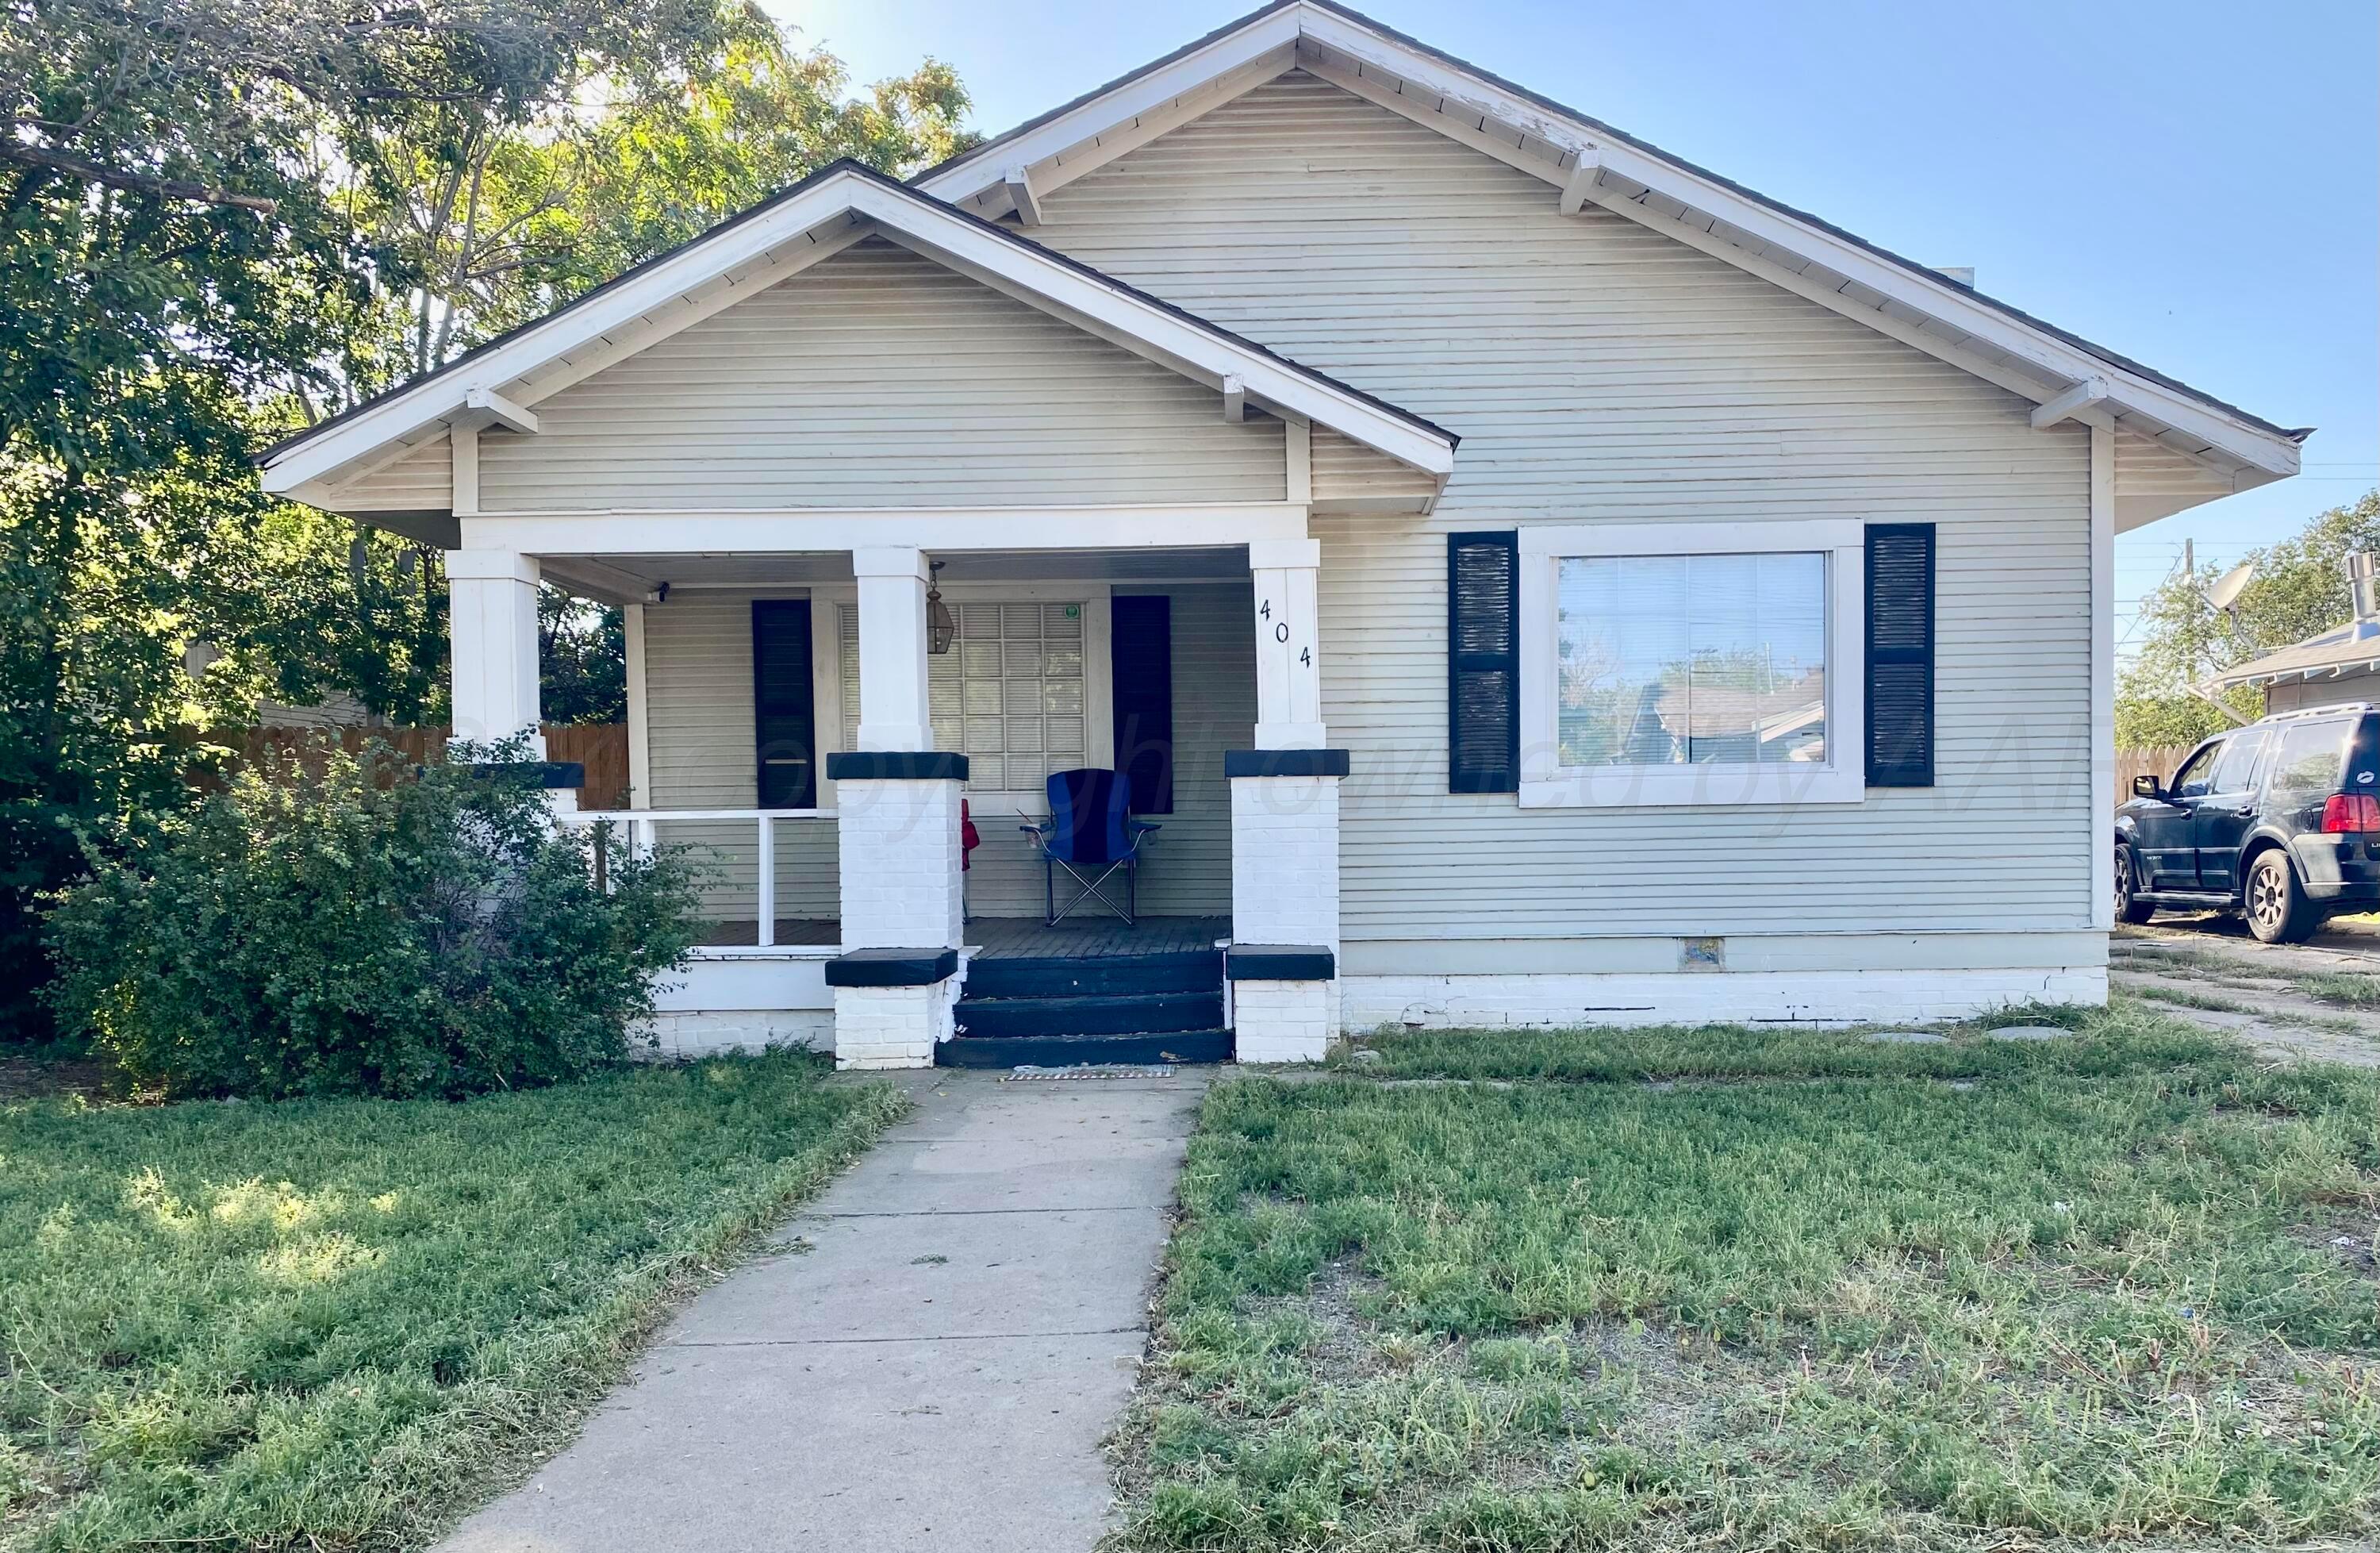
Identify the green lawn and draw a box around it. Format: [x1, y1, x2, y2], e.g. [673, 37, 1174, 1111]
[0, 1053, 904, 1552]
[1117, 1003, 2380, 1551]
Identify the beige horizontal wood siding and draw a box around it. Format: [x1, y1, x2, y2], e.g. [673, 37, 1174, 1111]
[1310, 426, 1438, 510]
[479, 237, 1284, 510]
[1033, 71, 2094, 940]
[642, 591, 838, 924]
[328, 433, 450, 511]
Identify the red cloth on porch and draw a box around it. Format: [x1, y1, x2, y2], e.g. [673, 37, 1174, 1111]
[960, 799, 981, 871]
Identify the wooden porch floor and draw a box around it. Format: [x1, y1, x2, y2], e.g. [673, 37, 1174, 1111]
[700, 915, 1231, 959]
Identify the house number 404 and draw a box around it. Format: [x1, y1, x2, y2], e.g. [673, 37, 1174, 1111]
[1258, 598, 1312, 665]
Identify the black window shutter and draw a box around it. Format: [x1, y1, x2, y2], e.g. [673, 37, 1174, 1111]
[1111, 594, 1173, 813]
[751, 600, 816, 808]
[1865, 524, 1936, 787]
[1448, 532, 1519, 793]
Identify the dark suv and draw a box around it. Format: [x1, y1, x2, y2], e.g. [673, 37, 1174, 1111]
[2117, 705, 2380, 942]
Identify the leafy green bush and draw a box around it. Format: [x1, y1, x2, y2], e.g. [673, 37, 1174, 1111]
[44, 741, 701, 1098]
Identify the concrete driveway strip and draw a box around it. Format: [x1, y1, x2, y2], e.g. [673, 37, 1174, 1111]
[439, 1067, 1208, 1553]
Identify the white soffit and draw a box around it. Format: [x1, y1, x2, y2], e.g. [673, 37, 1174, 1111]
[259, 162, 1455, 497]
[914, 0, 2305, 491]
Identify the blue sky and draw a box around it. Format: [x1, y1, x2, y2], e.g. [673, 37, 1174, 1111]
[771, 0, 2378, 658]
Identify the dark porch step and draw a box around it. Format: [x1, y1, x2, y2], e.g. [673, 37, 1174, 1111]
[962, 950, 1221, 1000]
[936, 1028, 1233, 1069]
[953, 990, 1223, 1040]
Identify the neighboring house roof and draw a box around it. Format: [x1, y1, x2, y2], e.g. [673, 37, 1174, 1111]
[2209, 619, 2380, 690]
[914, 0, 2305, 494]
[258, 160, 1457, 500]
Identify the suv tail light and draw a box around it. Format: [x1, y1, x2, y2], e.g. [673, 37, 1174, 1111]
[2321, 794, 2380, 833]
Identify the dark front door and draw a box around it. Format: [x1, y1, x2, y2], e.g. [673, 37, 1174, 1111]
[2138, 740, 2221, 890]
[2194, 726, 2272, 894]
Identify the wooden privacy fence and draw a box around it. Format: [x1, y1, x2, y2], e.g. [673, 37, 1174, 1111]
[220, 724, 630, 809]
[2115, 746, 2194, 810]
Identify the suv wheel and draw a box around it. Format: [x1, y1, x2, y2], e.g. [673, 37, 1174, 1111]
[2245, 848, 2319, 944]
[2113, 844, 2155, 924]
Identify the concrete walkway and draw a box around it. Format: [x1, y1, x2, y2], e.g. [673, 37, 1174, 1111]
[440, 1067, 1208, 1553]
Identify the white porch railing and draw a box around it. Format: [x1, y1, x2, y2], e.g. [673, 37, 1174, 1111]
[560, 808, 835, 947]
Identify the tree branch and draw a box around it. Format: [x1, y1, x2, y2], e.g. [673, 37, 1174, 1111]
[0, 142, 277, 213]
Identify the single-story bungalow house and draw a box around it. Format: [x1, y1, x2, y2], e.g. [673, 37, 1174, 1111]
[259, 1, 2306, 1068]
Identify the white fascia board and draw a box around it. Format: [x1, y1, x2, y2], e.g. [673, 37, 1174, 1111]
[913, 6, 1302, 204]
[843, 182, 1453, 475]
[261, 172, 887, 494]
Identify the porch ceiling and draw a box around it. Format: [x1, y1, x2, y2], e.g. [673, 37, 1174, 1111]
[541, 544, 1251, 599]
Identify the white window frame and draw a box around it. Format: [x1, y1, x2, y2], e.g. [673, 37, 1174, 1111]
[1517, 520, 1865, 809]
[817, 582, 1113, 816]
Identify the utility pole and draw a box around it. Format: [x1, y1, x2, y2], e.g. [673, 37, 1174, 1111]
[2184, 536, 2198, 678]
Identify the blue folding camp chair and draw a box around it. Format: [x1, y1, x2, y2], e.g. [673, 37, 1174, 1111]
[1020, 768, 1160, 926]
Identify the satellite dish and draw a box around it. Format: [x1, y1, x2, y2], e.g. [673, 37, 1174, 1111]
[2207, 560, 2255, 612]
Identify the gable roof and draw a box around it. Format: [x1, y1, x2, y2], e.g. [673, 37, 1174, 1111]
[914, 0, 2305, 493]
[259, 160, 1455, 499]
[2210, 618, 2380, 692]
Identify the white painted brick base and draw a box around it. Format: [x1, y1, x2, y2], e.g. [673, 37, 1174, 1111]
[833, 980, 958, 1071]
[831, 774, 963, 1069]
[1229, 775, 1340, 948]
[835, 778, 964, 950]
[1230, 772, 1342, 1063]
[643, 1010, 835, 1059]
[1342, 966, 2109, 1032]
[1233, 978, 1332, 1063]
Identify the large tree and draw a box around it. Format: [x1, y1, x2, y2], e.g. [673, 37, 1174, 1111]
[0, 0, 970, 1039]
[2117, 490, 2380, 748]
[328, 1, 970, 395]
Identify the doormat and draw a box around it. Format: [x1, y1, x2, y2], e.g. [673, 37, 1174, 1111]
[1003, 1063, 1175, 1082]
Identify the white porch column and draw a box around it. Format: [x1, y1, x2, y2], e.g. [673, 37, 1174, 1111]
[1249, 537, 1325, 748]
[1230, 536, 1342, 1063]
[853, 545, 935, 752]
[828, 544, 963, 1070]
[446, 549, 546, 758]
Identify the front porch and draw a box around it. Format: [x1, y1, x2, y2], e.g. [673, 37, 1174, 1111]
[497, 530, 1343, 1070]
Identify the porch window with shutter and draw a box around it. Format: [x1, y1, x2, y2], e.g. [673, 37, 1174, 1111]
[1864, 524, 1936, 787]
[1448, 532, 1519, 793]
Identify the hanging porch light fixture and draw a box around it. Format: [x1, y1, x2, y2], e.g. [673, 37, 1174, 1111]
[926, 559, 955, 655]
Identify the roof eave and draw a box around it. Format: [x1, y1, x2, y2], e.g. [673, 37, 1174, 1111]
[260, 160, 1453, 498]
[917, 0, 2301, 480]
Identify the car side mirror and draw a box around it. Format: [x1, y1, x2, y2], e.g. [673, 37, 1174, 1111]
[2132, 774, 2165, 801]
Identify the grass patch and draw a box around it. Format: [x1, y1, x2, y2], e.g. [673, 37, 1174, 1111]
[1116, 1005, 2380, 1551]
[2296, 971, 2380, 1009]
[2120, 980, 2259, 1015]
[1, 1052, 904, 1551]
[1334, 999, 2230, 1084]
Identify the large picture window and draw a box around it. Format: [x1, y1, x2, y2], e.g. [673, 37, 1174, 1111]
[1519, 521, 1864, 807]
[1556, 552, 1827, 768]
